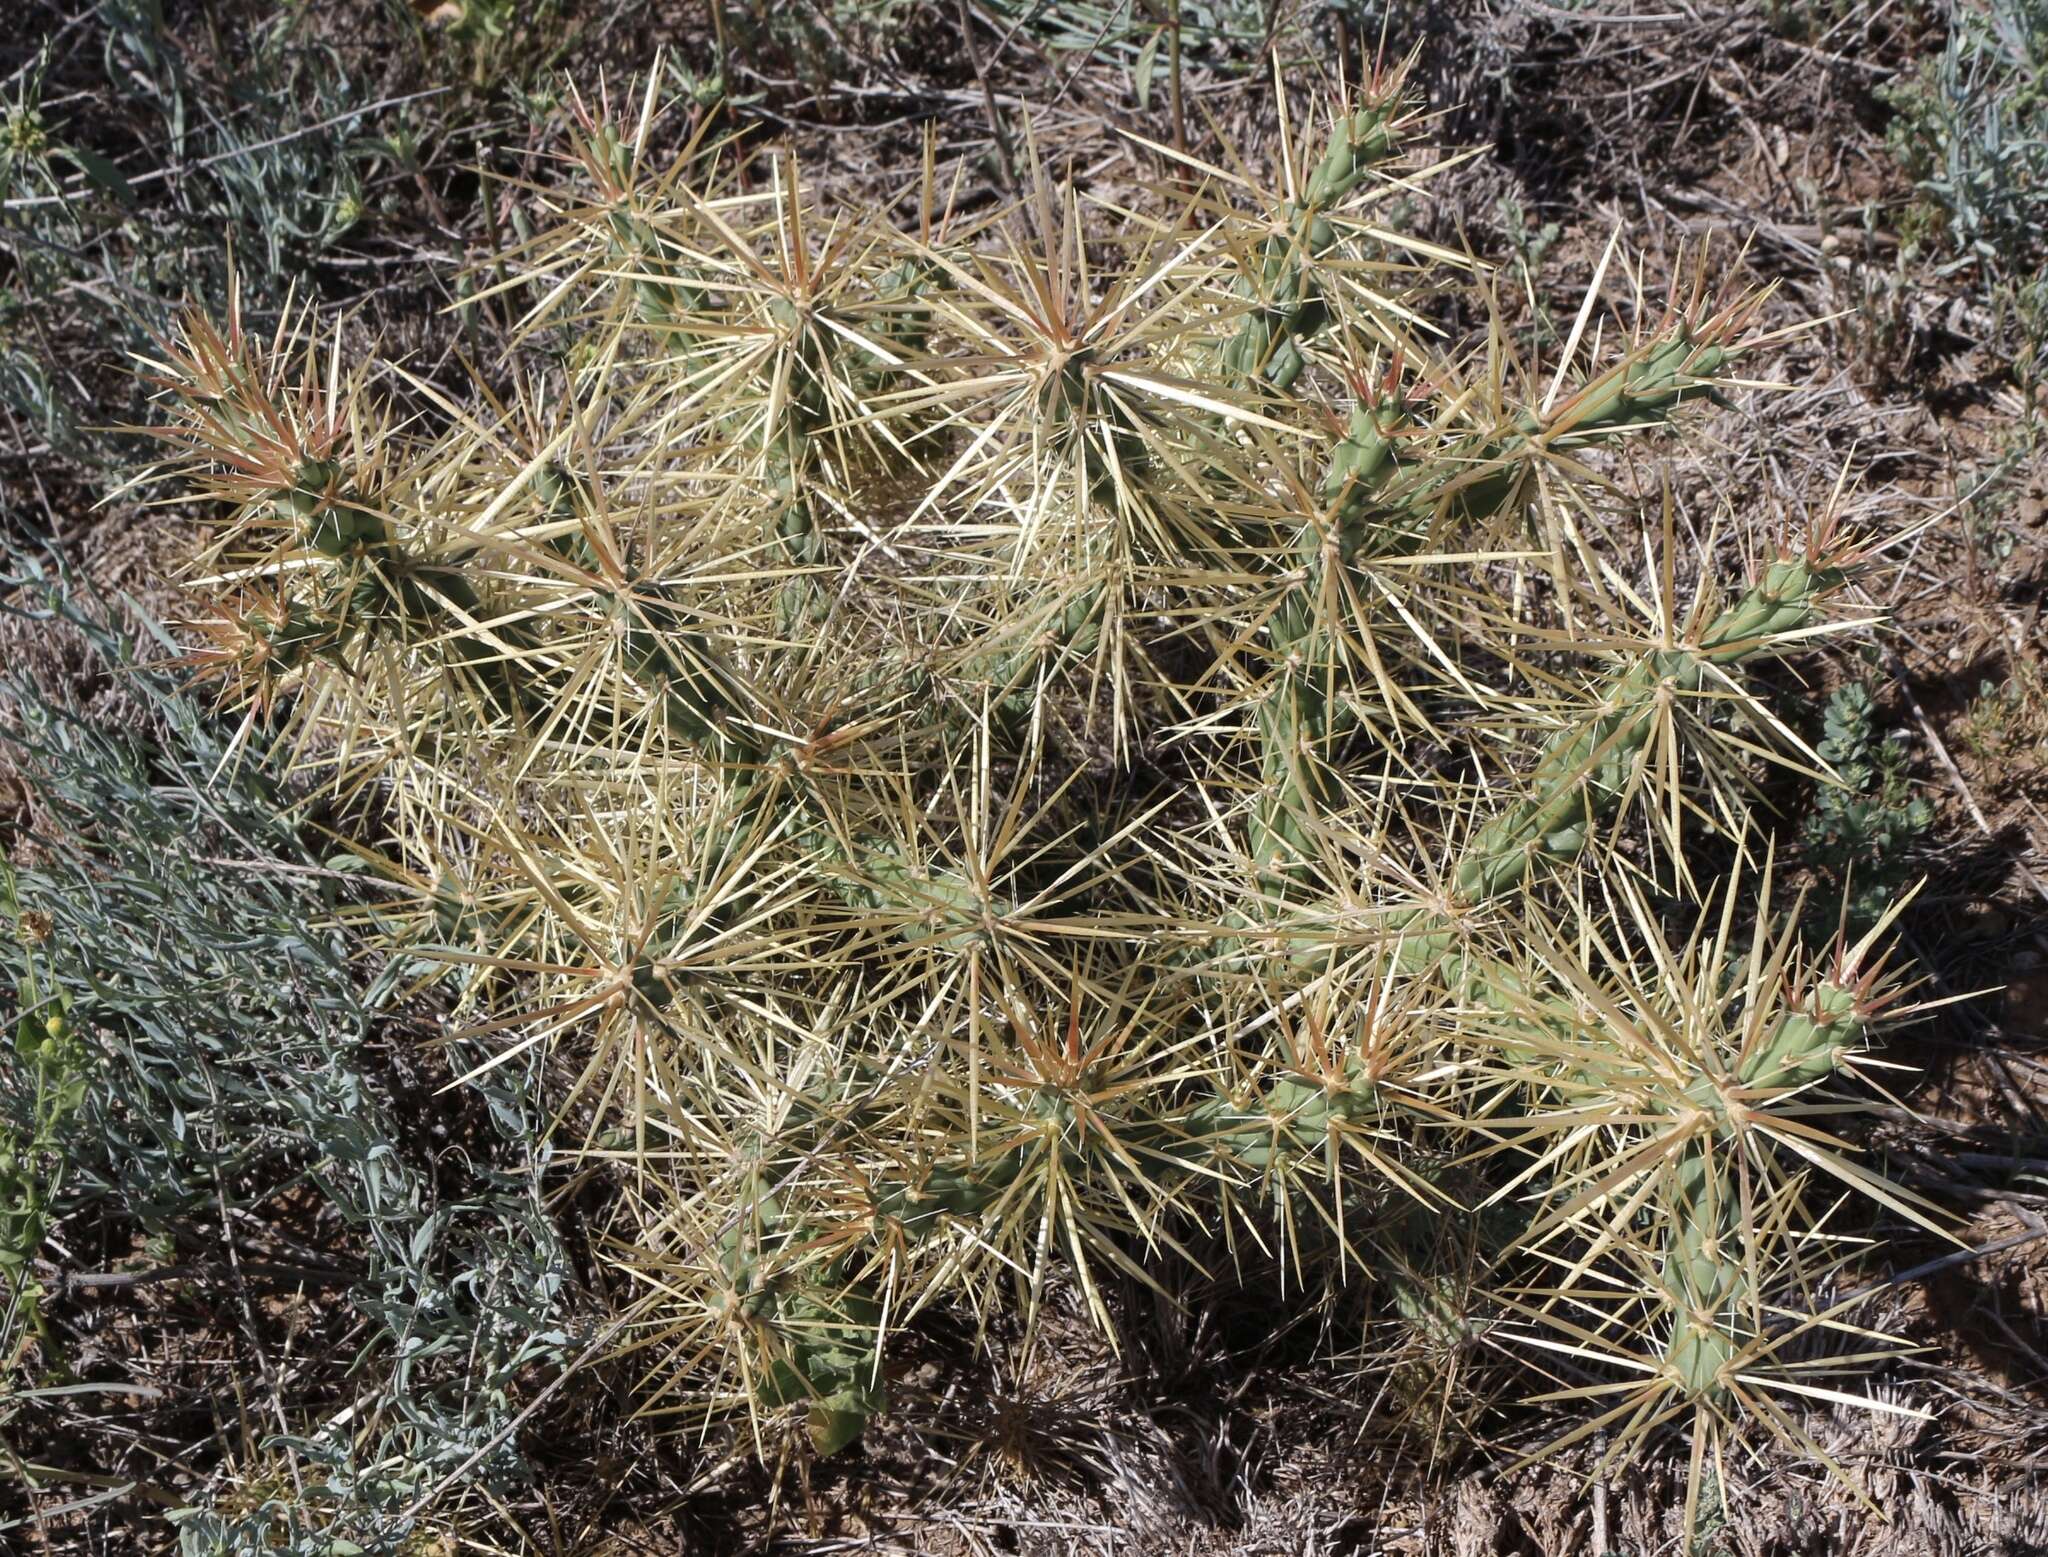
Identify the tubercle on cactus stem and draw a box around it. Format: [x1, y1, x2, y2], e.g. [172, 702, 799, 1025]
[706, 1171, 888, 1455]
[972, 585, 1105, 733]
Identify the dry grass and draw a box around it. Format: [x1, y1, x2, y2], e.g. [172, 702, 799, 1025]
[4, 0, 2046, 1552]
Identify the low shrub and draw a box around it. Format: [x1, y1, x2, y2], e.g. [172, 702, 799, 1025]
[0, 566, 568, 1551]
[1883, 0, 2048, 389]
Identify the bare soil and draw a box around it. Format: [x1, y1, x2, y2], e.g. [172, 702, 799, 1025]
[4, 0, 2046, 1550]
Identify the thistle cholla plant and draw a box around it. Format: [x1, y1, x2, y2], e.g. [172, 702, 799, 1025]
[135, 63, 1935, 1502]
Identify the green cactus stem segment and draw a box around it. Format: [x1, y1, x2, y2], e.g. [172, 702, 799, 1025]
[1221, 99, 1404, 389]
[1426, 333, 1739, 524]
[605, 207, 707, 328]
[1252, 393, 1404, 876]
[535, 461, 600, 570]
[1235, 552, 1838, 968]
[268, 456, 557, 719]
[1250, 327, 1751, 891]
[607, 578, 764, 761]
[1452, 557, 1839, 906]
[1654, 982, 1867, 1403]
[281, 459, 387, 557]
[717, 1178, 886, 1455]
[1742, 978, 1860, 1089]
[762, 276, 930, 625]
[252, 602, 341, 674]
[975, 585, 1105, 733]
[870, 257, 934, 361]
[818, 842, 994, 952]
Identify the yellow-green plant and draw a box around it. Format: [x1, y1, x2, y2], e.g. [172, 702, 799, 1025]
[135, 62, 1932, 1509]
[1, 882, 85, 1360]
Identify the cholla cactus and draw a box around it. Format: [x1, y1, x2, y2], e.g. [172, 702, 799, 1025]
[136, 62, 1931, 1509]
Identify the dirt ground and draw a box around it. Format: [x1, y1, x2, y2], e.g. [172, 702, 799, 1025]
[4, 0, 2046, 1550]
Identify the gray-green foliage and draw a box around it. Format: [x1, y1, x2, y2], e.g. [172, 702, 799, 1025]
[0, 564, 569, 1552]
[709, 0, 923, 85]
[0, 4, 375, 466]
[1883, 0, 2048, 377]
[982, 0, 1277, 91]
[1886, 0, 2048, 267]
[0, 929, 85, 1342]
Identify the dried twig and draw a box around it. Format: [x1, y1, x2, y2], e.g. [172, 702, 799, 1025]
[1887, 650, 2048, 907]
